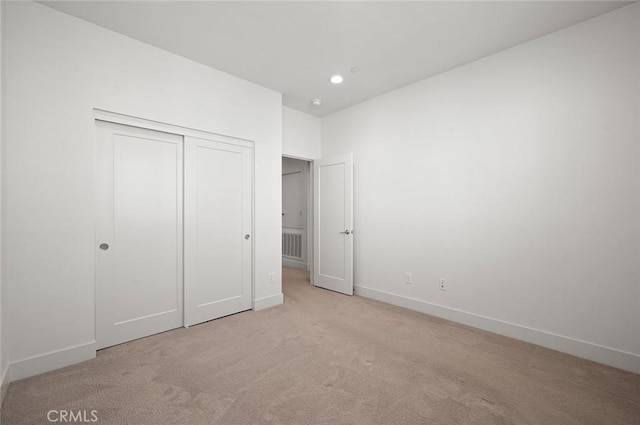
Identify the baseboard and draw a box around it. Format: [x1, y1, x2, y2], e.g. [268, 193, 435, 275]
[282, 258, 308, 270]
[254, 293, 284, 311]
[8, 342, 96, 382]
[355, 285, 640, 374]
[1, 362, 9, 406]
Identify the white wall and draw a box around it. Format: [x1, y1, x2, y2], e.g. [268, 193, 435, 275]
[283, 106, 321, 160]
[4, 1, 283, 381]
[322, 4, 640, 373]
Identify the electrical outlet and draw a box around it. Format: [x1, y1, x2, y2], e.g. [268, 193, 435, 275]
[405, 272, 412, 284]
[269, 272, 275, 283]
[439, 278, 446, 291]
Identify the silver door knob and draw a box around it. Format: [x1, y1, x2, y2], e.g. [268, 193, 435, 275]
[99, 243, 109, 250]
[245, 234, 251, 240]
[340, 230, 351, 235]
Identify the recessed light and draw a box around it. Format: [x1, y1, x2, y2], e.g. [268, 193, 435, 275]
[311, 98, 322, 107]
[330, 75, 344, 84]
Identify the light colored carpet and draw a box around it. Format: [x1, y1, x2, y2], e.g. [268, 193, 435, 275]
[2, 267, 639, 424]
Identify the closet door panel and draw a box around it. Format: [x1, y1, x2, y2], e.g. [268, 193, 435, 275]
[184, 137, 252, 326]
[96, 120, 184, 349]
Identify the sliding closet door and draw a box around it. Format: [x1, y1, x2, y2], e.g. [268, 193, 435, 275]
[96, 120, 184, 349]
[184, 137, 253, 326]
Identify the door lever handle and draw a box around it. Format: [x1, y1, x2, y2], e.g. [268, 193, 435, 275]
[340, 230, 352, 235]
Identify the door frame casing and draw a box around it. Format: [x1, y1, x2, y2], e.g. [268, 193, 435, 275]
[92, 109, 255, 342]
[281, 152, 354, 292]
[281, 155, 315, 282]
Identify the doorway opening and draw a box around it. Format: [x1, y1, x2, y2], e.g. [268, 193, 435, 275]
[282, 157, 313, 284]
[282, 153, 354, 296]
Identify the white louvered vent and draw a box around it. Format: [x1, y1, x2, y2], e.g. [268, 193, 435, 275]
[282, 231, 303, 260]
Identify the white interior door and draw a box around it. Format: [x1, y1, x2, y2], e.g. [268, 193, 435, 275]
[184, 137, 252, 327]
[313, 153, 354, 295]
[96, 121, 184, 349]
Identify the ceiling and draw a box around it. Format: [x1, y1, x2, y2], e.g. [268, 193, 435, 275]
[41, 1, 632, 117]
